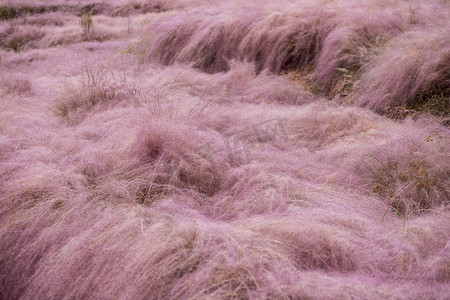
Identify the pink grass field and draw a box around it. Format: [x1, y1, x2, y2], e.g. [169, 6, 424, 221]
[0, 0, 449, 299]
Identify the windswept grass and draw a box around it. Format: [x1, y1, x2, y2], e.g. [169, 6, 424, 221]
[0, 0, 449, 299]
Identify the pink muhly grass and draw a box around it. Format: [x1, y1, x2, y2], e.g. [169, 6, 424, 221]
[0, 0, 449, 299]
[358, 27, 450, 111]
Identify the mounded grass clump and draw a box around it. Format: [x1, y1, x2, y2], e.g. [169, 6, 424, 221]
[132, 121, 227, 198]
[358, 27, 450, 115]
[367, 155, 449, 215]
[0, 5, 68, 20]
[54, 66, 134, 120]
[314, 11, 404, 96]
[77, 2, 112, 16]
[0, 73, 32, 95]
[112, 1, 169, 17]
[0, 26, 46, 52]
[17, 13, 66, 27]
[0, 6, 22, 20]
[149, 10, 332, 74]
[354, 126, 450, 216]
[0, 0, 450, 299]
[147, 0, 449, 116]
[255, 221, 357, 272]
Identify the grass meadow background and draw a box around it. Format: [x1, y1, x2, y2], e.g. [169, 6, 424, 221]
[0, 0, 449, 299]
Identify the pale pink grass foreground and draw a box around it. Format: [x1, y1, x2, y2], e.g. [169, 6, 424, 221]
[0, 0, 449, 299]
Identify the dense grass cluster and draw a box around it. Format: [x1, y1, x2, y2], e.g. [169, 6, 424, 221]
[0, 0, 449, 299]
[147, 0, 449, 114]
